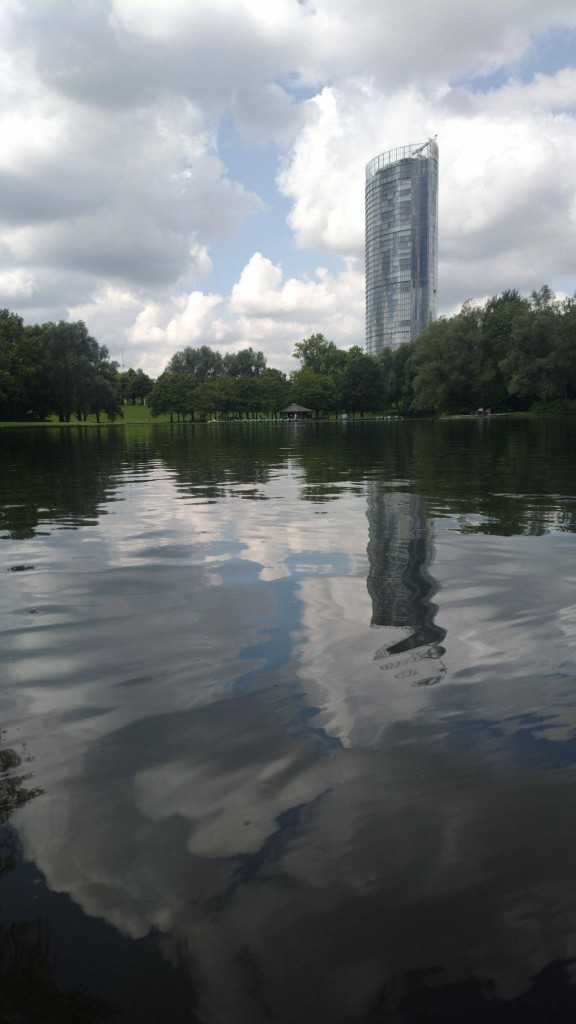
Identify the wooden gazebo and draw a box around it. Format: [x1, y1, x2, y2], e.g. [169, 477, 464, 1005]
[282, 403, 313, 420]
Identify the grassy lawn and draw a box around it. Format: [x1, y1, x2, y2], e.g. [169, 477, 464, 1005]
[0, 404, 171, 428]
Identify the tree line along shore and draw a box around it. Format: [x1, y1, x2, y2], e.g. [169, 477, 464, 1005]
[1, 287, 575, 425]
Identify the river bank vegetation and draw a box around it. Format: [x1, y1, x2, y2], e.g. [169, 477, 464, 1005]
[0, 309, 154, 423]
[402, 286, 576, 417]
[1, 288, 576, 423]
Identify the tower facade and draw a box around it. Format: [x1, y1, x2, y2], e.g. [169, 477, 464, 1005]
[365, 139, 438, 356]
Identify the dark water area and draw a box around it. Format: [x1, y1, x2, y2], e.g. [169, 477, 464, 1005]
[2, 418, 576, 1022]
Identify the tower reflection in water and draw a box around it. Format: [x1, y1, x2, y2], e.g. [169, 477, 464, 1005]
[366, 486, 446, 687]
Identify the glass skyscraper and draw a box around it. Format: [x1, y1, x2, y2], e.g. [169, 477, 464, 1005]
[365, 138, 438, 355]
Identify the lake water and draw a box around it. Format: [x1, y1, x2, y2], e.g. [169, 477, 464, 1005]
[2, 419, 576, 1022]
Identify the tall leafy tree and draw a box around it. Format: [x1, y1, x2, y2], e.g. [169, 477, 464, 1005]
[0, 312, 52, 420]
[120, 368, 154, 404]
[149, 371, 196, 421]
[340, 347, 383, 414]
[168, 345, 223, 379]
[293, 333, 348, 376]
[258, 369, 291, 415]
[412, 309, 482, 414]
[222, 348, 267, 378]
[34, 320, 119, 422]
[378, 342, 417, 416]
[291, 368, 338, 417]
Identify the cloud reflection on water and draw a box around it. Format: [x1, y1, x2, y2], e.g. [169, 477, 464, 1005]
[3, 423, 576, 1020]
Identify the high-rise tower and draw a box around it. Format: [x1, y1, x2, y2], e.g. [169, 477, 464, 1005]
[365, 138, 438, 355]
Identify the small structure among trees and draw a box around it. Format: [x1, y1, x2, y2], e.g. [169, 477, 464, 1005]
[282, 403, 312, 420]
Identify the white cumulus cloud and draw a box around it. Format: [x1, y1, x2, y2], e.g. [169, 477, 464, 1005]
[70, 254, 363, 374]
[279, 73, 576, 307]
[1, 1, 576, 366]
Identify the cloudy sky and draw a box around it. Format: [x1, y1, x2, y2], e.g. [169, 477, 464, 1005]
[2, 1, 576, 374]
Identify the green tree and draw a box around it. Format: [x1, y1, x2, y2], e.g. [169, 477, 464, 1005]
[120, 367, 154, 404]
[0, 310, 25, 420]
[149, 371, 197, 421]
[291, 368, 337, 417]
[21, 320, 120, 423]
[258, 368, 291, 416]
[378, 342, 418, 415]
[293, 333, 347, 376]
[222, 348, 267, 377]
[412, 309, 482, 414]
[168, 345, 223, 379]
[0, 312, 55, 420]
[500, 296, 561, 404]
[478, 290, 529, 409]
[340, 347, 383, 414]
[90, 376, 123, 422]
[552, 296, 576, 401]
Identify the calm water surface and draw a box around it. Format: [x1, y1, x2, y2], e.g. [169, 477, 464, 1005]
[2, 419, 576, 1022]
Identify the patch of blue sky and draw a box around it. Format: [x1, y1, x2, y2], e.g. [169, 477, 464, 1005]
[519, 27, 576, 79]
[454, 27, 576, 95]
[549, 275, 576, 299]
[278, 70, 320, 99]
[210, 112, 343, 296]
